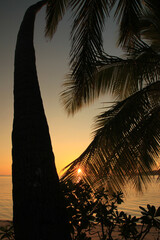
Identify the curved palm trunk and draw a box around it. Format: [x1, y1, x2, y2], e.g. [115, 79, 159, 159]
[12, 1, 71, 240]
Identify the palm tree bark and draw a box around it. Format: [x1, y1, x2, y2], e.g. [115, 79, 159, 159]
[12, 1, 71, 239]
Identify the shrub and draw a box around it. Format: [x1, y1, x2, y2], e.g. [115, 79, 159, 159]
[61, 180, 160, 240]
[0, 180, 160, 240]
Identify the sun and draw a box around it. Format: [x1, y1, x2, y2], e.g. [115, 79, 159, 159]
[77, 168, 82, 174]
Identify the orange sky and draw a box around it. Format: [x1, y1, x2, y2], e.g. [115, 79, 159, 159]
[0, 0, 122, 176]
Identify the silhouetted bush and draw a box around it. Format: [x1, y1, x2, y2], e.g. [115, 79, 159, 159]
[61, 180, 160, 240]
[0, 180, 160, 239]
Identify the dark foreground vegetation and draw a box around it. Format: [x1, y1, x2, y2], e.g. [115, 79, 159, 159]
[0, 180, 160, 240]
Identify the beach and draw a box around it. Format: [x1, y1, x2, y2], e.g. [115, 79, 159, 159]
[0, 220, 159, 239]
[87, 225, 160, 240]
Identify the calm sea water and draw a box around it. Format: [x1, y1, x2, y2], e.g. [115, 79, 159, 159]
[0, 176, 13, 220]
[0, 176, 159, 220]
[119, 177, 160, 217]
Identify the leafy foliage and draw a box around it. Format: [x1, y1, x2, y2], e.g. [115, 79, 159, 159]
[114, 0, 143, 49]
[0, 223, 14, 240]
[60, 180, 160, 240]
[60, 180, 95, 240]
[45, 0, 69, 37]
[59, 0, 160, 192]
[60, 0, 160, 113]
[140, 204, 160, 228]
[62, 81, 160, 192]
[40, 0, 160, 199]
[0, 181, 160, 240]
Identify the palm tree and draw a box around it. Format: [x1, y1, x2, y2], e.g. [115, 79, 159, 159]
[45, 0, 144, 113]
[12, 1, 71, 239]
[12, 0, 160, 238]
[45, 0, 160, 191]
[61, 80, 160, 192]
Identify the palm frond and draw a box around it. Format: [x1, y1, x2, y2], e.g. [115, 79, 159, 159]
[61, 43, 160, 114]
[61, 82, 160, 192]
[140, 0, 160, 50]
[144, 0, 160, 19]
[45, 0, 69, 37]
[94, 44, 160, 99]
[68, 0, 111, 105]
[113, 0, 143, 49]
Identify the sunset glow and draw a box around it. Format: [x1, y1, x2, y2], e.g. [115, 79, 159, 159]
[77, 168, 82, 174]
[0, 0, 118, 176]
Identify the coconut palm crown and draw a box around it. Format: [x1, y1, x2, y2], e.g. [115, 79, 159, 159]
[45, 0, 160, 192]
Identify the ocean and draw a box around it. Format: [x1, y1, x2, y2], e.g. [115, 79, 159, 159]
[0, 175, 159, 220]
[0, 176, 12, 220]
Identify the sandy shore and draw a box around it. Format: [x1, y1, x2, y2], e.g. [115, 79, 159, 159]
[0, 220, 159, 239]
[87, 225, 160, 240]
[0, 220, 12, 228]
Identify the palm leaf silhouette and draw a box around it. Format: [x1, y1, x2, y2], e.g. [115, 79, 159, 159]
[62, 82, 160, 192]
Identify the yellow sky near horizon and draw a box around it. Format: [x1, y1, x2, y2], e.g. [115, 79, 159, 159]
[0, 0, 122, 176]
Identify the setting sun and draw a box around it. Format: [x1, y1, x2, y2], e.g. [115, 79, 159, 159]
[77, 168, 82, 174]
